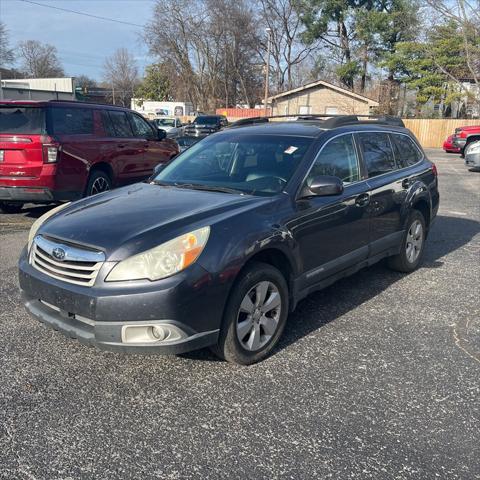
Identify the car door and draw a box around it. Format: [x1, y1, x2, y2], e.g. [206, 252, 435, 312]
[129, 112, 173, 173]
[356, 131, 405, 256]
[107, 110, 147, 184]
[290, 133, 370, 288]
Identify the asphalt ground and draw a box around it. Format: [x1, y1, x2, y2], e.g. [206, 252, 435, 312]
[0, 149, 479, 479]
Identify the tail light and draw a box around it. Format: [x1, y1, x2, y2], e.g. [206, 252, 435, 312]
[41, 135, 60, 163]
[431, 163, 438, 177]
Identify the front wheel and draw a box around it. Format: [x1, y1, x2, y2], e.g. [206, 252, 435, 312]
[388, 210, 426, 273]
[212, 262, 289, 365]
[0, 202, 24, 214]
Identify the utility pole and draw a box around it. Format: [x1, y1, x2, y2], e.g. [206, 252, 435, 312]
[264, 28, 272, 117]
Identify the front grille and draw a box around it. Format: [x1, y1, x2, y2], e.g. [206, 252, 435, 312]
[31, 236, 105, 287]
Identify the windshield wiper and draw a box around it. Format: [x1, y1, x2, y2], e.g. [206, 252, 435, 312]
[173, 183, 244, 195]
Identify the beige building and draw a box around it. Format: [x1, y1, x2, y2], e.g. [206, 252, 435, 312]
[269, 80, 379, 116]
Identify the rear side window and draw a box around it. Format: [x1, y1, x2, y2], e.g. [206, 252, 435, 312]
[357, 132, 397, 178]
[0, 107, 46, 134]
[391, 134, 423, 167]
[308, 134, 360, 183]
[108, 110, 133, 137]
[50, 107, 93, 134]
[101, 110, 116, 137]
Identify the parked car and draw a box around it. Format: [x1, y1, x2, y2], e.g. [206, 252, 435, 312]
[451, 125, 480, 156]
[19, 115, 439, 364]
[442, 134, 461, 153]
[152, 117, 183, 137]
[184, 115, 228, 137]
[464, 140, 480, 170]
[0, 100, 179, 213]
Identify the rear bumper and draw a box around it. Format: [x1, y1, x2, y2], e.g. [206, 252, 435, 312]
[0, 186, 55, 202]
[465, 153, 480, 168]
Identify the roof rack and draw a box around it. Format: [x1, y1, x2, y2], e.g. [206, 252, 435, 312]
[227, 113, 405, 129]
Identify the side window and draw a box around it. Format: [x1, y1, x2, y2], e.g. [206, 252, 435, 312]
[50, 107, 93, 134]
[108, 110, 134, 138]
[101, 110, 116, 137]
[391, 134, 423, 167]
[129, 113, 155, 140]
[357, 132, 397, 178]
[307, 134, 360, 183]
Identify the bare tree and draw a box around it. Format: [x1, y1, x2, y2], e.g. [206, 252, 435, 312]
[18, 40, 64, 78]
[0, 22, 14, 66]
[425, 0, 480, 89]
[145, 0, 262, 110]
[103, 48, 139, 107]
[258, 0, 320, 92]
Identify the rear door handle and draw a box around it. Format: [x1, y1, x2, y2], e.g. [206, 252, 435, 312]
[355, 193, 370, 207]
[118, 144, 126, 149]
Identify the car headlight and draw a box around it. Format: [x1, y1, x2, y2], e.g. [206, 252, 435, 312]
[467, 141, 480, 154]
[28, 202, 71, 252]
[106, 226, 210, 282]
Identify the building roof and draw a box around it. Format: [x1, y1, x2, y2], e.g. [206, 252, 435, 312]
[268, 79, 379, 106]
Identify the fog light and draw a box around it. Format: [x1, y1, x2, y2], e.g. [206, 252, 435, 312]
[149, 325, 166, 341]
[121, 323, 187, 344]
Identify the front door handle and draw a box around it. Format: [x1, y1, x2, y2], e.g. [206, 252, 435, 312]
[355, 193, 370, 207]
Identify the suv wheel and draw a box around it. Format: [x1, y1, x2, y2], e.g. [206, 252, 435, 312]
[85, 170, 111, 197]
[212, 262, 289, 365]
[0, 202, 24, 214]
[388, 210, 426, 273]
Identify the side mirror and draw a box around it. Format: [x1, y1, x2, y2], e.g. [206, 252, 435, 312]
[300, 175, 344, 198]
[157, 129, 167, 140]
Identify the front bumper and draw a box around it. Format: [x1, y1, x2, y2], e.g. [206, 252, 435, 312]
[19, 248, 223, 354]
[465, 152, 480, 169]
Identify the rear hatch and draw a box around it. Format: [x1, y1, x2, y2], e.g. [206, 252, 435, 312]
[0, 105, 47, 179]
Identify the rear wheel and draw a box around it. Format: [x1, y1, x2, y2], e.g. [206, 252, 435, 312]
[0, 202, 24, 214]
[388, 210, 426, 273]
[85, 170, 112, 197]
[212, 262, 289, 365]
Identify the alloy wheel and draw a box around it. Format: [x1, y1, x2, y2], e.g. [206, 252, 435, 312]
[90, 177, 110, 195]
[236, 281, 282, 351]
[406, 220, 423, 263]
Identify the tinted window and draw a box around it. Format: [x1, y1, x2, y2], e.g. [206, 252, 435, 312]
[109, 111, 133, 137]
[0, 107, 45, 134]
[130, 113, 155, 139]
[50, 107, 93, 134]
[155, 134, 313, 196]
[101, 110, 116, 137]
[391, 134, 422, 167]
[307, 134, 360, 183]
[194, 116, 220, 125]
[358, 132, 397, 177]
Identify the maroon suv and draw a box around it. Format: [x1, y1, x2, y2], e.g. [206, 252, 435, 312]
[0, 100, 179, 213]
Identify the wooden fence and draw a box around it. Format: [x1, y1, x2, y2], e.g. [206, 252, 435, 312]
[403, 119, 480, 148]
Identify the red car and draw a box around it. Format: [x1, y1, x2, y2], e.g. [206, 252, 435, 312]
[443, 134, 461, 153]
[0, 100, 179, 213]
[451, 125, 480, 156]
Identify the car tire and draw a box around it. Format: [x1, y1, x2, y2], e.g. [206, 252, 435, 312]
[0, 202, 24, 214]
[212, 262, 289, 365]
[85, 170, 112, 197]
[388, 210, 426, 273]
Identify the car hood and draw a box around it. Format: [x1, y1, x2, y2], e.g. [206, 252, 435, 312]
[39, 183, 270, 260]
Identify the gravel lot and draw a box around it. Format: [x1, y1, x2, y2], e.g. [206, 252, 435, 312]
[0, 149, 479, 480]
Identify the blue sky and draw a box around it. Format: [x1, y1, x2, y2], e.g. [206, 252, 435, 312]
[1, 0, 156, 80]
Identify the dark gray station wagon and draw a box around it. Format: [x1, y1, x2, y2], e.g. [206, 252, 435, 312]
[19, 115, 439, 364]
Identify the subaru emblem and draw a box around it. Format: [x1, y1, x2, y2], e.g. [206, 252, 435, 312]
[52, 247, 66, 261]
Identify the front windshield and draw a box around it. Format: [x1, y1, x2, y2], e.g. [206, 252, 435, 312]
[154, 133, 313, 196]
[194, 116, 219, 125]
[155, 118, 175, 127]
